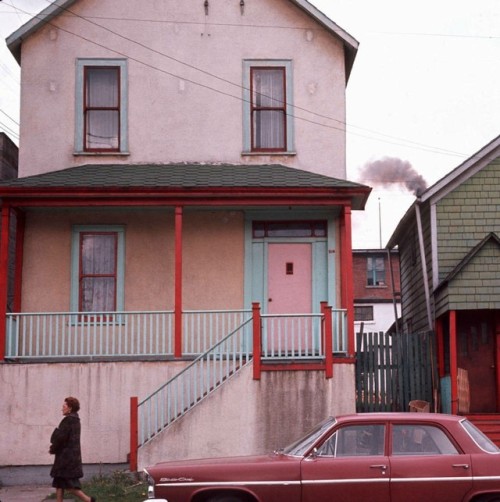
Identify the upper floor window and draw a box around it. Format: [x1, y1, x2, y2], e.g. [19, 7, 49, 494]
[75, 59, 128, 154]
[367, 255, 385, 286]
[71, 226, 125, 313]
[251, 67, 286, 151]
[243, 60, 294, 154]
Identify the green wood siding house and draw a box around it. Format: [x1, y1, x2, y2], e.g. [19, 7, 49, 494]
[388, 135, 500, 416]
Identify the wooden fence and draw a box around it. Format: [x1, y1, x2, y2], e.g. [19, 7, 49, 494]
[355, 331, 437, 413]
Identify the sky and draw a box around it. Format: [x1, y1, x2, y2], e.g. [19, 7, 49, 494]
[0, 0, 499, 248]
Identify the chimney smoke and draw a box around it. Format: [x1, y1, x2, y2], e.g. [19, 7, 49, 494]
[359, 157, 428, 196]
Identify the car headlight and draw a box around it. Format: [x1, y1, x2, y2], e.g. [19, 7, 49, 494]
[144, 469, 156, 499]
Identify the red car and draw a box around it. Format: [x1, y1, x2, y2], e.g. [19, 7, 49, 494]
[144, 413, 500, 502]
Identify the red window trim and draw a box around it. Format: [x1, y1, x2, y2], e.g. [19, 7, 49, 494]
[78, 231, 118, 313]
[250, 66, 287, 153]
[83, 66, 121, 153]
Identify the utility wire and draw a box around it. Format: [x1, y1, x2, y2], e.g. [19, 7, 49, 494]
[36, 0, 472, 159]
[3, 1, 485, 161]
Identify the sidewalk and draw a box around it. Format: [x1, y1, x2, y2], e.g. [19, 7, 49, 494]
[0, 485, 52, 502]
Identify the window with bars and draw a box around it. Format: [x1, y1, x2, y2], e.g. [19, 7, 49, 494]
[354, 305, 374, 322]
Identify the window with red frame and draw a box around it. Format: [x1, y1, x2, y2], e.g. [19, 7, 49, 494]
[251, 67, 286, 151]
[84, 67, 120, 151]
[79, 232, 117, 312]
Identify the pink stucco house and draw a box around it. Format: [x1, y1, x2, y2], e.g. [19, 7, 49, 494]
[0, 0, 370, 479]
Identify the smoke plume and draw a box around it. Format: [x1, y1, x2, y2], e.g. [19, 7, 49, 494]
[358, 157, 428, 196]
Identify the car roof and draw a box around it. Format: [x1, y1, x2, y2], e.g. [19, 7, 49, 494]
[334, 413, 463, 424]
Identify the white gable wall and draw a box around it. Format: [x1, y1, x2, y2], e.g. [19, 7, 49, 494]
[17, 0, 347, 178]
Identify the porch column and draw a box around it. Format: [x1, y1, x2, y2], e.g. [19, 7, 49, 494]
[174, 206, 183, 358]
[0, 204, 11, 360]
[436, 316, 445, 379]
[13, 209, 25, 312]
[340, 205, 355, 357]
[449, 310, 458, 414]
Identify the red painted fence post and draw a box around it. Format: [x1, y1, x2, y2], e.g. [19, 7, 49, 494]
[130, 396, 138, 472]
[324, 305, 333, 379]
[252, 302, 261, 380]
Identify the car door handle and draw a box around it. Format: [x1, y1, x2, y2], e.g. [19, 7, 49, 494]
[452, 464, 470, 470]
[370, 464, 388, 471]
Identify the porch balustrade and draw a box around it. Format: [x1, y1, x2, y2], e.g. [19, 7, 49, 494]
[4, 307, 347, 360]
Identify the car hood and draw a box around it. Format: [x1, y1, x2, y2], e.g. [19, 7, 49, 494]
[146, 452, 302, 484]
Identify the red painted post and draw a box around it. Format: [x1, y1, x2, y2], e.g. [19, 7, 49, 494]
[324, 305, 333, 379]
[13, 210, 25, 313]
[130, 396, 139, 472]
[436, 316, 445, 378]
[0, 206, 10, 361]
[252, 302, 261, 380]
[174, 207, 183, 358]
[341, 205, 355, 357]
[449, 310, 458, 415]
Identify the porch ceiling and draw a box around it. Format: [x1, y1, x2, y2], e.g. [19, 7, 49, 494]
[0, 163, 371, 210]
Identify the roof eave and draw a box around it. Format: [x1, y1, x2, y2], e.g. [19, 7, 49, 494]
[289, 0, 359, 81]
[6, 0, 79, 63]
[0, 185, 371, 208]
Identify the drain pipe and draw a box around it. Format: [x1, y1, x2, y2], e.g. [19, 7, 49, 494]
[415, 202, 433, 331]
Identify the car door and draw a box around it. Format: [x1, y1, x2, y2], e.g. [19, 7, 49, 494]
[389, 423, 473, 502]
[301, 422, 390, 502]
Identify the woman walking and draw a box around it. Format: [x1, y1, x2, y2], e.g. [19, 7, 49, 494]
[49, 396, 96, 502]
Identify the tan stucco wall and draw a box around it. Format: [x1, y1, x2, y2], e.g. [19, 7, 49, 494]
[20, 208, 244, 312]
[18, 0, 346, 178]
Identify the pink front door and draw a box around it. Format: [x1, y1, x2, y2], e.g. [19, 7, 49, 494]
[268, 243, 312, 314]
[265, 243, 313, 356]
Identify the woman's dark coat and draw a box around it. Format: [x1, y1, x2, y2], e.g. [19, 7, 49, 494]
[50, 412, 84, 479]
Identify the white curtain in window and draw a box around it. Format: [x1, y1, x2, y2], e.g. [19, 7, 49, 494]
[85, 68, 119, 149]
[252, 69, 285, 149]
[81, 234, 117, 312]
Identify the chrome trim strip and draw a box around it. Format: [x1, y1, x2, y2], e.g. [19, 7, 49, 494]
[302, 479, 389, 485]
[157, 480, 301, 488]
[391, 477, 471, 483]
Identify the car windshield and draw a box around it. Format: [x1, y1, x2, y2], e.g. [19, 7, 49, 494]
[461, 419, 500, 453]
[281, 417, 336, 456]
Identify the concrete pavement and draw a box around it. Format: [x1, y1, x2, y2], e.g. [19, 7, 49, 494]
[0, 484, 52, 501]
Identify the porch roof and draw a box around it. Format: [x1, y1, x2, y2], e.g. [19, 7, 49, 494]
[0, 163, 371, 209]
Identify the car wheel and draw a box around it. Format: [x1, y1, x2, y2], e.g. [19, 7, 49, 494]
[480, 496, 500, 502]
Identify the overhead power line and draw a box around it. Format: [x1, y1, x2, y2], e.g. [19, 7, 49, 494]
[2, 1, 483, 161]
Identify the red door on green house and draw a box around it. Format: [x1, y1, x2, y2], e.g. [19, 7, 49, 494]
[457, 312, 498, 413]
[266, 243, 313, 356]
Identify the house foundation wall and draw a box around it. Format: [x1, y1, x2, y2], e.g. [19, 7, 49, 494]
[138, 363, 356, 470]
[0, 361, 356, 478]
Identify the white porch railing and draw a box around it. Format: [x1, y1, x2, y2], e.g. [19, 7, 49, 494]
[4, 307, 347, 359]
[5, 311, 175, 358]
[260, 309, 348, 359]
[183, 309, 252, 355]
[137, 318, 253, 446]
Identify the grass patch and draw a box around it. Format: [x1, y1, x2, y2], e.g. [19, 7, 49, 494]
[46, 470, 147, 501]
